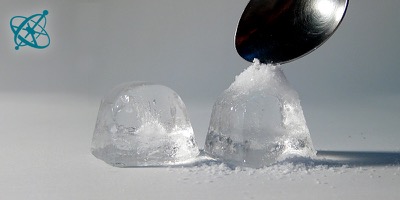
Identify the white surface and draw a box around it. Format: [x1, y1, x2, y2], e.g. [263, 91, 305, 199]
[1, 93, 399, 200]
[1, 1, 400, 199]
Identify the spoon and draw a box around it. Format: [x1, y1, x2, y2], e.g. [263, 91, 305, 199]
[235, 0, 349, 64]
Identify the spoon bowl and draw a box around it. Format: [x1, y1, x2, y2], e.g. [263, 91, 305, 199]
[235, 0, 349, 64]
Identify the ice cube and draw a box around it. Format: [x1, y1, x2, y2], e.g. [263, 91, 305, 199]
[205, 60, 316, 168]
[91, 82, 199, 167]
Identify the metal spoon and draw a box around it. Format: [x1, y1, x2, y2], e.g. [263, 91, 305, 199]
[235, 0, 349, 64]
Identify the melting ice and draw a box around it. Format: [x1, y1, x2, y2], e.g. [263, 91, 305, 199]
[91, 82, 199, 167]
[205, 59, 316, 168]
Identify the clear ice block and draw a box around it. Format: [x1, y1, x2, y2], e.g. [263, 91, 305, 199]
[91, 82, 199, 167]
[205, 60, 316, 168]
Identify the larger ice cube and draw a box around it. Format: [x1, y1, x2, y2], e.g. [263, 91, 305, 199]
[91, 82, 199, 167]
[205, 60, 316, 168]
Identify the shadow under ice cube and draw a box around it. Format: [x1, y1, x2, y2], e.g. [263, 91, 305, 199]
[91, 82, 199, 167]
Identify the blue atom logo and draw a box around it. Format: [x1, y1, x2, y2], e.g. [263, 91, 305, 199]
[10, 10, 50, 50]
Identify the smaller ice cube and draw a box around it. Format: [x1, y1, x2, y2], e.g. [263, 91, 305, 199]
[205, 60, 316, 168]
[91, 82, 199, 167]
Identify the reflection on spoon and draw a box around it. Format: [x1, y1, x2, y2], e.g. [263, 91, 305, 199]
[235, 0, 349, 64]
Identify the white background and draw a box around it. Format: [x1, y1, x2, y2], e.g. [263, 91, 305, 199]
[1, 0, 399, 199]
